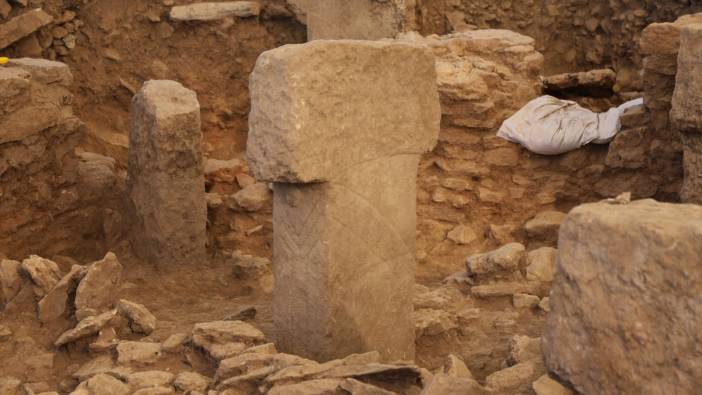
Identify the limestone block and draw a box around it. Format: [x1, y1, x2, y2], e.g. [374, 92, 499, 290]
[671, 24, 702, 132]
[0, 9, 53, 49]
[127, 80, 206, 265]
[169, 1, 261, 21]
[247, 40, 440, 362]
[74, 252, 122, 320]
[543, 200, 702, 394]
[248, 40, 439, 183]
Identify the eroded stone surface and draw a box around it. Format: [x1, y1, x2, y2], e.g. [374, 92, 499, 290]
[306, 0, 414, 41]
[543, 200, 702, 394]
[247, 40, 440, 362]
[127, 80, 206, 265]
[671, 24, 702, 204]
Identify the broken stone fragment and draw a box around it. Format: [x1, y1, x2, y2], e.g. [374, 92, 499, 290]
[420, 374, 486, 395]
[532, 374, 574, 395]
[192, 320, 265, 360]
[415, 309, 458, 338]
[232, 182, 270, 212]
[0, 324, 11, 340]
[0, 8, 53, 49]
[216, 352, 312, 382]
[470, 281, 540, 299]
[267, 379, 344, 395]
[513, 293, 540, 309]
[524, 211, 567, 244]
[74, 373, 129, 395]
[205, 158, 246, 184]
[38, 265, 85, 323]
[339, 378, 396, 395]
[116, 341, 162, 366]
[127, 370, 174, 390]
[72, 354, 132, 382]
[77, 151, 117, 203]
[507, 335, 541, 365]
[161, 332, 188, 353]
[525, 247, 557, 283]
[173, 371, 210, 393]
[193, 320, 265, 345]
[116, 299, 156, 334]
[88, 327, 118, 353]
[55, 309, 118, 347]
[169, 1, 261, 21]
[0, 259, 22, 307]
[74, 252, 122, 320]
[543, 68, 616, 97]
[485, 359, 545, 394]
[442, 354, 473, 378]
[20, 256, 63, 298]
[446, 225, 478, 245]
[466, 243, 526, 276]
[223, 305, 257, 322]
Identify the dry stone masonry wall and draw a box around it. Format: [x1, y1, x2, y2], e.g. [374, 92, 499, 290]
[0, 58, 119, 260]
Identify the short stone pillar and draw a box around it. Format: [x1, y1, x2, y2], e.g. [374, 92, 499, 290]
[127, 80, 207, 264]
[671, 24, 702, 204]
[306, 0, 414, 41]
[247, 41, 440, 361]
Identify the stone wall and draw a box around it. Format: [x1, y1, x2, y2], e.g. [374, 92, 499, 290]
[415, 0, 702, 85]
[0, 59, 120, 261]
[399, 29, 682, 277]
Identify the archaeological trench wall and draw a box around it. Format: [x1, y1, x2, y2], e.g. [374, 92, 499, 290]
[0, 2, 693, 271]
[416, 0, 702, 88]
[0, 59, 123, 261]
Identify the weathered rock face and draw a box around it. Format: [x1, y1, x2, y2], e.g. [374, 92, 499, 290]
[543, 199, 702, 394]
[127, 80, 207, 265]
[248, 40, 440, 362]
[305, 0, 415, 41]
[0, 59, 116, 259]
[0, 8, 52, 50]
[671, 24, 702, 204]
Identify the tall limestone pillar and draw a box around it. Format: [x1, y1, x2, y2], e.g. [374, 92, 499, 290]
[247, 40, 440, 361]
[127, 80, 207, 264]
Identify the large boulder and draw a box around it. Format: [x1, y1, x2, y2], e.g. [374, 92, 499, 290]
[543, 200, 702, 394]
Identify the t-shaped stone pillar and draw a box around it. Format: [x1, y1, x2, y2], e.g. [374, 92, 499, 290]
[247, 40, 440, 361]
[127, 80, 207, 264]
[671, 24, 702, 204]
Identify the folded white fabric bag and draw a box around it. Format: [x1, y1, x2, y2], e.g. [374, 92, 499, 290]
[497, 95, 644, 155]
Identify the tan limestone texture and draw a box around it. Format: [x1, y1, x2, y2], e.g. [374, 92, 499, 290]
[127, 80, 207, 265]
[543, 199, 702, 395]
[671, 24, 702, 204]
[305, 0, 414, 41]
[248, 40, 440, 362]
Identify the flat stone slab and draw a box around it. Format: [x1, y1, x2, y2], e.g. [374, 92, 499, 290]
[170, 1, 261, 21]
[0, 8, 53, 49]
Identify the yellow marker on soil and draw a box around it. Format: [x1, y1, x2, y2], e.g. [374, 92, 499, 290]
[0, 57, 9, 65]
